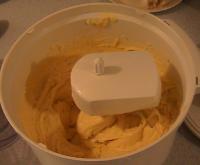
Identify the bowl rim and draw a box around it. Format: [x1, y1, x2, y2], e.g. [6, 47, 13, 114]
[111, 0, 183, 13]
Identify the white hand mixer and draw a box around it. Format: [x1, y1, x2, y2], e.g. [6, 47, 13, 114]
[71, 51, 161, 116]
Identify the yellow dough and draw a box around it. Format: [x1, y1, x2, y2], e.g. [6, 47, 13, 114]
[21, 17, 181, 158]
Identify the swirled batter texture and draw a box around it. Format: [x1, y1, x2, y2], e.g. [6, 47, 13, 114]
[21, 37, 181, 158]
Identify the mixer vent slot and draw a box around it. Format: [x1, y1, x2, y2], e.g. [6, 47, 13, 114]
[196, 76, 199, 85]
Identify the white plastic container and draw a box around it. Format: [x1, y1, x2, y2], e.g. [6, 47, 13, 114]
[1, 3, 200, 165]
